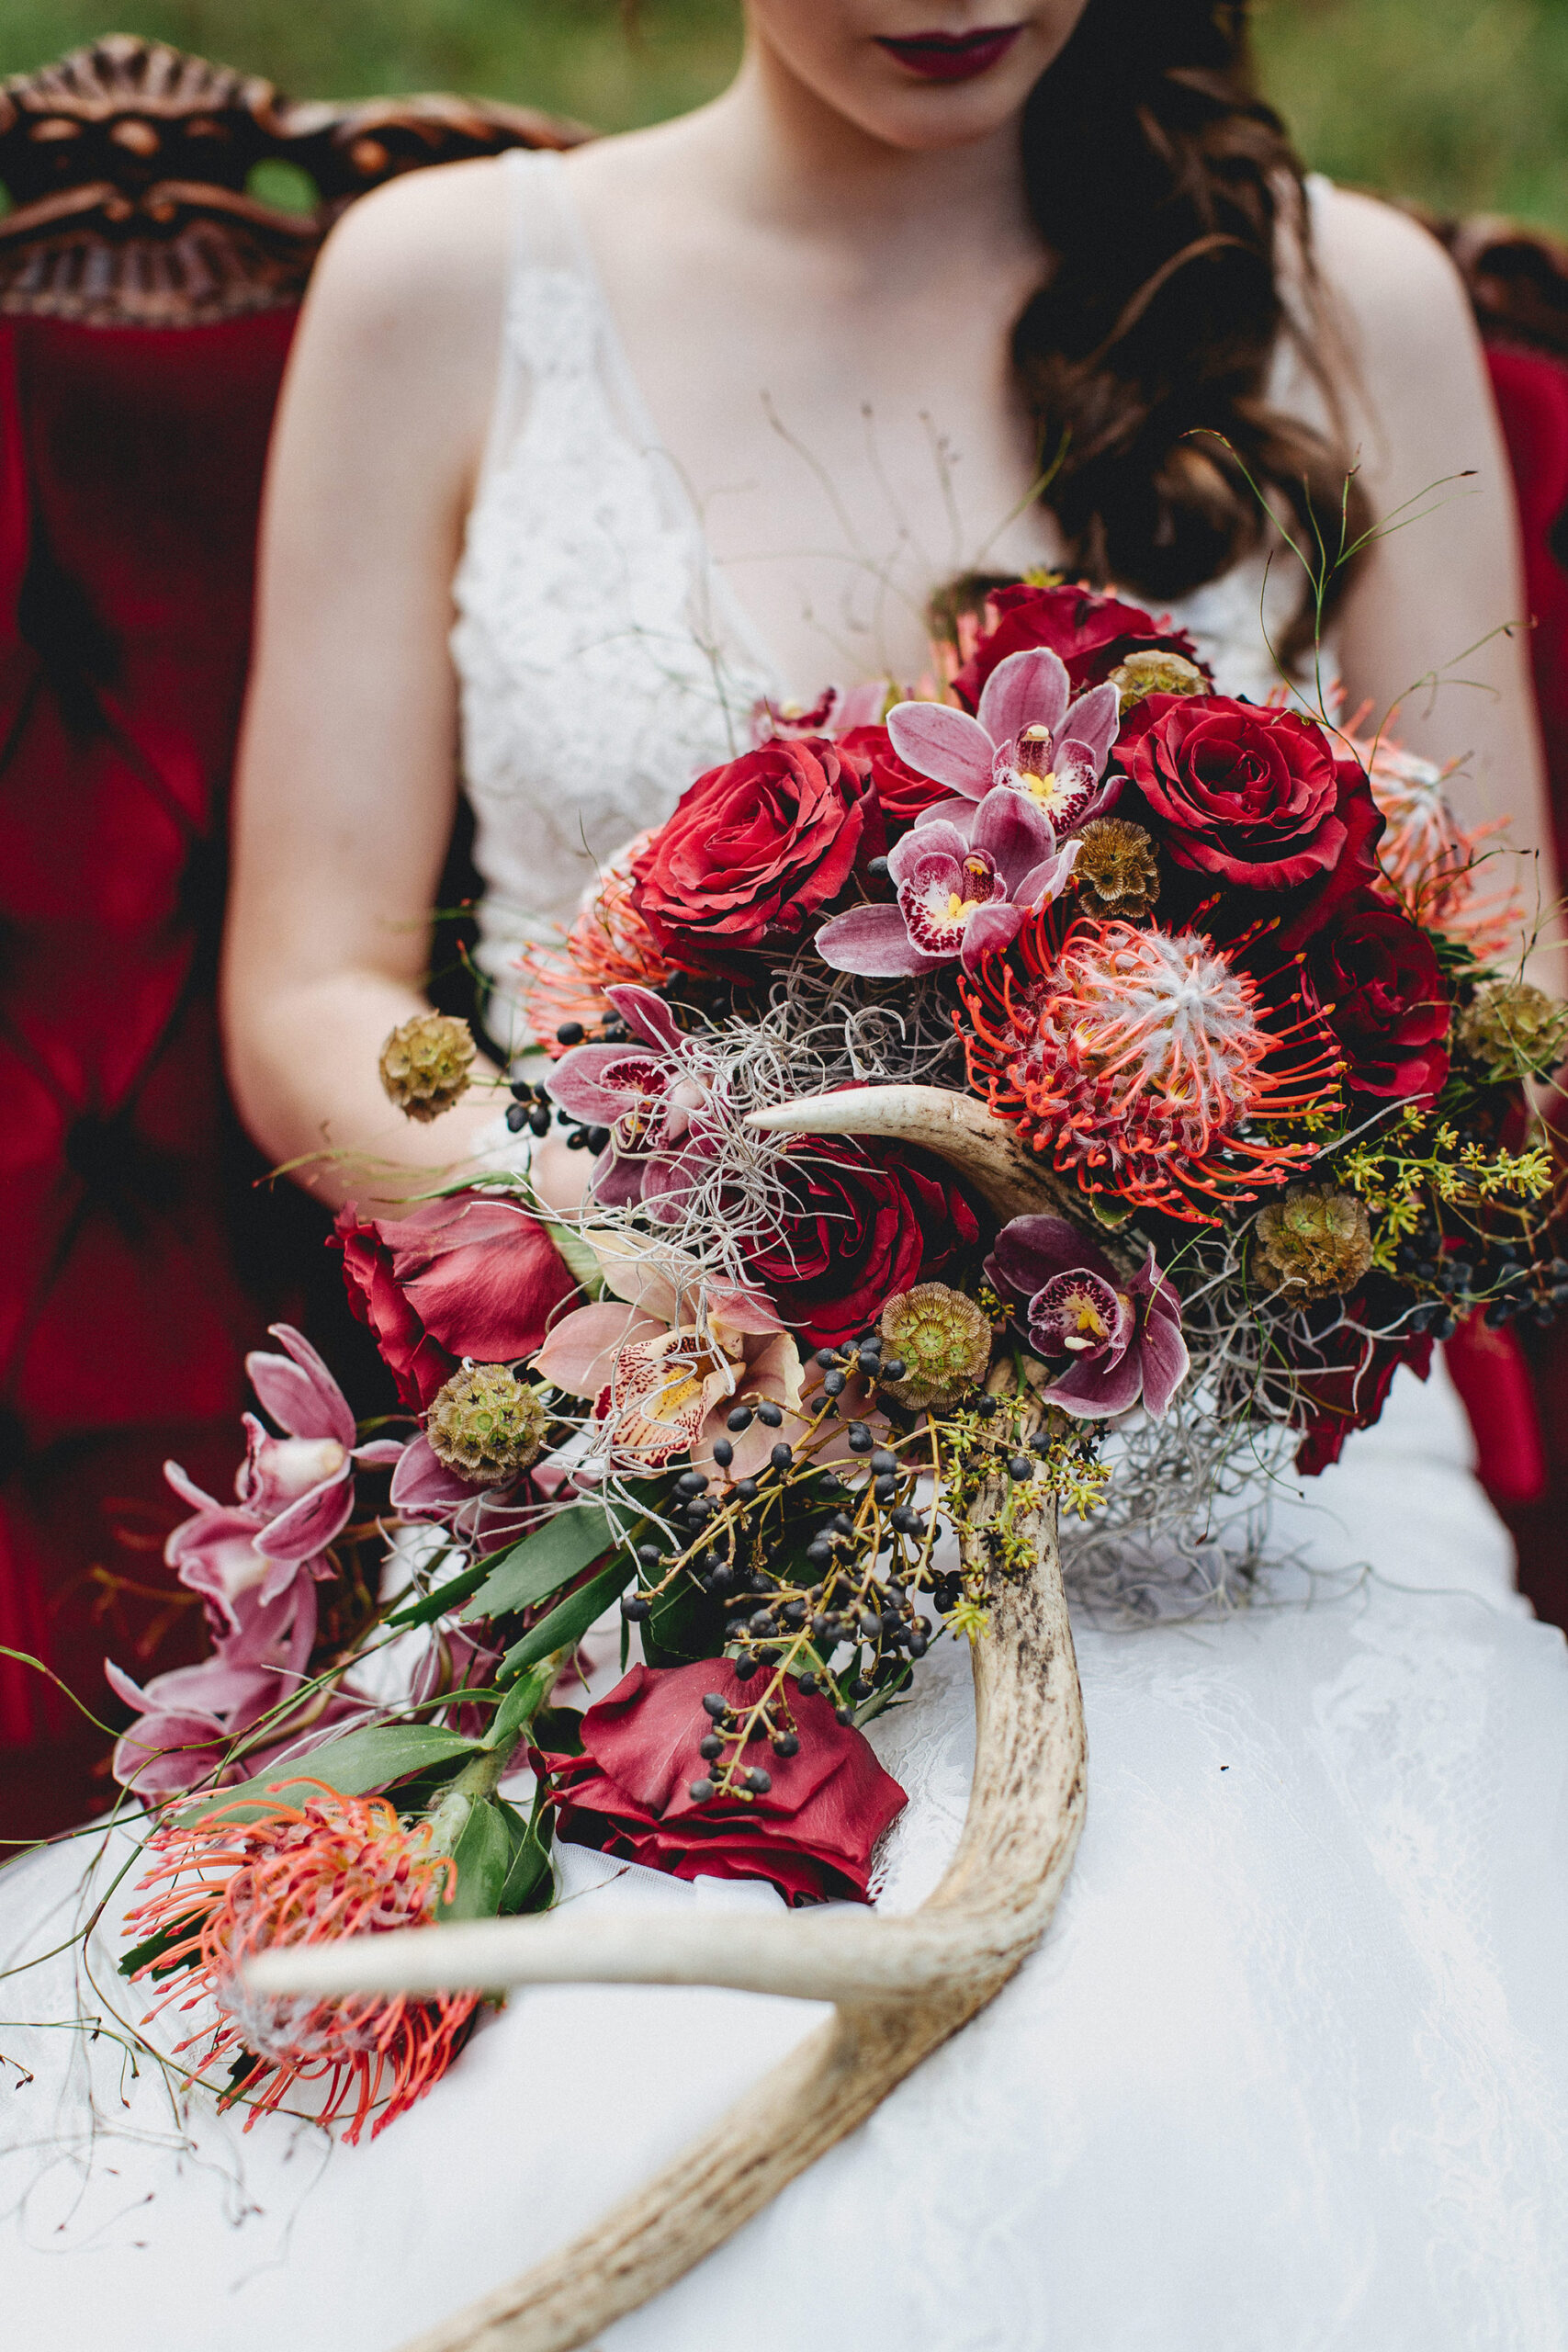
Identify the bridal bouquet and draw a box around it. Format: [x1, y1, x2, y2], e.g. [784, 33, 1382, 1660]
[109, 579, 1565, 2143]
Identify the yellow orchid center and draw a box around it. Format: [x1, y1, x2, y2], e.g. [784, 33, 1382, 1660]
[946, 891, 983, 923]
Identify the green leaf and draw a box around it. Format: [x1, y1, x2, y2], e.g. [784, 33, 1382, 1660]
[439, 1793, 513, 1922]
[641, 1568, 726, 1667]
[118, 1914, 204, 1982]
[462, 1505, 618, 1623]
[481, 1662, 555, 1753]
[496, 1792, 555, 1916]
[387, 1554, 504, 1630]
[530, 1703, 584, 1757]
[498, 1554, 637, 1682]
[177, 1723, 480, 1824]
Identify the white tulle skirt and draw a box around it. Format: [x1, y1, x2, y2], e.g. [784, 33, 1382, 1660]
[5, 1358, 1566, 2352]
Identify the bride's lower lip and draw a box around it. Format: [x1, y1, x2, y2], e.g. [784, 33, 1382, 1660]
[874, 25, 1026, 82]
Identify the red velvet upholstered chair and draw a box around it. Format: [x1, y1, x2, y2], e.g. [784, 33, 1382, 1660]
[0, 38, 581, 1837]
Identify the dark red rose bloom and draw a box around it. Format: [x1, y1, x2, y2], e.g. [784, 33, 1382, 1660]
[332, 1193, 579, 1411]
[536, 1659, 908, 1905]
[749, 1136, 982, 1349]
[631, 738, 882, 977]
[1292, 1292, 1434, 1475]
[952, 581, 1210, 711]
[1309, 890, 1451, 1102]
[836, 723, 954, 840]
[1131, 695, 1383, 895]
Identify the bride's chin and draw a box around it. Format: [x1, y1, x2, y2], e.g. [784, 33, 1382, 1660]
[744, 3, 1084, 154]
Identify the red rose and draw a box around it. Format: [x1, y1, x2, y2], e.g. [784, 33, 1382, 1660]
[332, 1193, 579, 1411]
[836, 723, 953, 840]
[953, 581, 1209, 710]
[1131, 696, 1382, 896]
[749, 1136, 981, 1349]
[631, 738, 881, 977]
[537, 1659, 908, 1905]
[1309, 891, 1451, 1102]
[1292, 1292, 1434, 1475]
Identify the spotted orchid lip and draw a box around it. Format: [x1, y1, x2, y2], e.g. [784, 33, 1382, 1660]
[874, 24, 1026, 81]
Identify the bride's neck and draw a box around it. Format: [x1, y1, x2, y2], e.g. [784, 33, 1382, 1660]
[685, 42, 1039, 274]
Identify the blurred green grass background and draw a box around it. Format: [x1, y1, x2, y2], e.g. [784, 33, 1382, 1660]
[4, 0, 1568, 233]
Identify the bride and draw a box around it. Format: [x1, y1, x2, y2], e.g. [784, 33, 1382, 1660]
[6, 6, 1567, 2348]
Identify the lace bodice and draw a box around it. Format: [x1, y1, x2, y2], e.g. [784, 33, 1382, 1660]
[451, 148, 1306, 1006]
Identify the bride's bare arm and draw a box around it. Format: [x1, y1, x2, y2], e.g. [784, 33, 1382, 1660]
[222, 162, 513, 1209]
[1314, 189, 1563, 987]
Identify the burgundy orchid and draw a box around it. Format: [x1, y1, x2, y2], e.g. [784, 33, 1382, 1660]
[886, 647, 1122, 831]
[815, 784, 1079, 978]
[547, 984, 723, 1220]
[987, 1216, 1190, 1420]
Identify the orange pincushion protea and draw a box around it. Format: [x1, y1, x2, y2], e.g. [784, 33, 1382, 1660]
[517, 835, 673, 1054]
[957, 913, 1344, 1223]
[124, 1782, 479, 2143]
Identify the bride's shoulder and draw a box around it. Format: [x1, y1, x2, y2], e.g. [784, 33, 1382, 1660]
[1304, 181, 1483, 380]
[280, 158, 513, 485]
[307, 154, 512, 333]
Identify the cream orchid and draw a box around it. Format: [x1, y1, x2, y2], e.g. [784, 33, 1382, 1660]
[533, 1236, 807, 1478]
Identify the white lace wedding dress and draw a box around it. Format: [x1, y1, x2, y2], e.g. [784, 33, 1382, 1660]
[5, 151, 1567, 2352]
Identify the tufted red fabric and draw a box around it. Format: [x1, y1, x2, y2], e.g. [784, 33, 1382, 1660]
[1485, 342, 1568, 875]
[1473, 340, 1568, 1609]
[0, 311, 305, 1760]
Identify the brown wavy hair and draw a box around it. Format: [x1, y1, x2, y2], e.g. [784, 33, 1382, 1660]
[1014, 0, 1367, 648]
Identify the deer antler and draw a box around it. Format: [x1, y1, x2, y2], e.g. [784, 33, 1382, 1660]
[748, 1082, 1073, 1222]
[747, 1084, 1141, 1273]
[247, 1442, 1085, 2352]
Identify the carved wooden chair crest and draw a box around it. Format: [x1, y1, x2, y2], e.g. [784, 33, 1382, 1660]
[0, 32, 582, 322]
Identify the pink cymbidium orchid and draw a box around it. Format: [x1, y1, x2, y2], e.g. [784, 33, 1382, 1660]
[237, 1324, 403, 1563]
[886, 647, 1122, 830]
[987, 1216, 1190, 1421]
[814, 783, 1080, 978]
[162, 1325, 400, 1634]
[389, 1435, 540, 1550]
[547, 984, 723, 1222]
[534, 1236, 807, 1478]
[105, 1577, 364, 1797]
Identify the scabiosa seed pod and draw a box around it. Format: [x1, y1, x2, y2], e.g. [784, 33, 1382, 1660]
[426, 1363, 548, 1486]
[1105, 649, 1208, 713]
[378, 1012, 477, 1122]
[1072, 819, 1161, 920]
[1455, 979, 1568, 1081]
[1253, 1185, 1374, 1304]
[878, 1284, 993, 1410]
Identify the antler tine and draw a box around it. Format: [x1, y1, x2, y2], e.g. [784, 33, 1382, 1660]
[246, 1906, 998, 2005]
[747, 1084, 1080, 1225]
[246, 1423, 1086, 2352]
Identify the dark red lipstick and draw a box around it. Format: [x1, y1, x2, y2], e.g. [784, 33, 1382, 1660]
[874, 23, 1026, 82]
